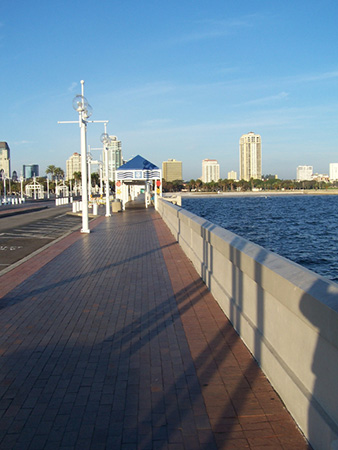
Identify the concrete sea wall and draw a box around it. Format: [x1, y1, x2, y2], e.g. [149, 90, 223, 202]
[157, 198, 338, 450]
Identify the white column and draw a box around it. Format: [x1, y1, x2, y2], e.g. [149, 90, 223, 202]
[105, 146, 110, 217]
[80, 118, 90, 233]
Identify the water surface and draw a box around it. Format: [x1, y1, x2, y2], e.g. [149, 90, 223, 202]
[183, 195, 338, 282]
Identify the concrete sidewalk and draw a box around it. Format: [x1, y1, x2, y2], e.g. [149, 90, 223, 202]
[0, 206, 309, 449]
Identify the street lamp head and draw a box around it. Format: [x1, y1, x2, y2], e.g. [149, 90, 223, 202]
[72, 94, 89, 112]
[100, 132, 111, 145]
[83, 103, 93, 119]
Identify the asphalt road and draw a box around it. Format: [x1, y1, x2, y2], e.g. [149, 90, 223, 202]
[0, 204, 82, 271]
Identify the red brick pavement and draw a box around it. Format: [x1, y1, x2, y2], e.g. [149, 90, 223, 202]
[0, 216, 104, 300]
[152, 213, 310, 450]
[0, 207, 310, 449]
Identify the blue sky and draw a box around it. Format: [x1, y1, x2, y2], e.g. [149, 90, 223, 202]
[1, 0, 338, 180]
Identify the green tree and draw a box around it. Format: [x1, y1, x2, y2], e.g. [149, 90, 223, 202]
[188, 179, 196, 191]
[73, 171, 81, 182]
[46, 165, 56, 180]
[172, 180, 184, 192]
[54, 167, 64, 181]
[91, 172, 100, 186]
[195, 179, 202, 191]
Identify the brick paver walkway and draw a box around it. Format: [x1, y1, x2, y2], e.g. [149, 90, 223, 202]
[0, 206, 309, 449]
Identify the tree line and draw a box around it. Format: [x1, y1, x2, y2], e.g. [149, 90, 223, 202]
[162, 177, 338, 193]
[0, 165, 103, 196]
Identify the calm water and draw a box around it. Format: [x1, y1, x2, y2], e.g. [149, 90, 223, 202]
[183, 195, 338, 282]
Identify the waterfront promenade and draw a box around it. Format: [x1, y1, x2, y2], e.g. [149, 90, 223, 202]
[0, 203, 309, 449]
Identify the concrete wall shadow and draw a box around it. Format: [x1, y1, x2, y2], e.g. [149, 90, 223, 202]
[300, 282, 338, 450]
[157, 197, 338, 448]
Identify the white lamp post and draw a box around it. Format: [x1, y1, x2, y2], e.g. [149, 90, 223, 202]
[100, 126, 112, 217]
[58, 80, 109, 232]
[59, 80, 92, 233]
[72, 81, 92, 233]
[88, 147, 104, 196]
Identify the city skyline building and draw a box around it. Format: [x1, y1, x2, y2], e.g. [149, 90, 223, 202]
[297, 165, 313, 181]
[201, 159, 220, 183]
[228, 170, 238, 180]
[329, 163, 338, 181]
[66, 153, 81, 181]
[103, 135, 122, 181]
[162, 159, 183, 182]
[23, 164, 39, 179]
[239, 132, 262, 181]
[0, 142, 11, 179]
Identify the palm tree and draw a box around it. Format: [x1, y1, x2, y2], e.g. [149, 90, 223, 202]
[54, 167, 65, 181]
[195, 179, 202, 191]
[46, 165, 56, 181]
[73, 171, 81, 182]
[91, 172, 100, 186]
[188, 179, 196, 191]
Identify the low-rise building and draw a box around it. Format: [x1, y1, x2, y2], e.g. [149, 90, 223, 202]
[162, 159, 183, 182]
[227, 170, 237, 180]
[297, 165, 313, 181]
[0, 142, 11, 178]
[329, 163, 338, 181]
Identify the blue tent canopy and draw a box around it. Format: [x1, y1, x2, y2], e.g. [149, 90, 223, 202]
[116, 155, 161, 181]
[117, 155, 159, 171]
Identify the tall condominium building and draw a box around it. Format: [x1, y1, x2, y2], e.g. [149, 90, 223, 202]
[297, 165, 313, 181]
[228, 170, 237, 180]
[202, 159, 220, 183]
[103, 136, 122, 181]
[66, 153, 81, 181]
[329, 163, 338, 181]
[162, 159, 183, 182]
[0, 142, 11, 178]
[239, 132, 262, 181]
[23, 164, 39, 179]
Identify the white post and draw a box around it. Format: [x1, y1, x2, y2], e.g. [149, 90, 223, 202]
[80, 80, 90, 233]
[3, 177, 6, 203]
[47, 176, 49, 199]
[99, 164, 103, 196]
[80, 119, 90, 232]
[154, 179, 158, 210]
[88, 155, 91, 204]
[103, 123, 111, 217]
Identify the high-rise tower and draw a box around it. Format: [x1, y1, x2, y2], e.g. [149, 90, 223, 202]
[239, 132, 262, 181]
[103, 135, 122, 181]
[66, 153, 81, 181]
[201, 159, 220, 183]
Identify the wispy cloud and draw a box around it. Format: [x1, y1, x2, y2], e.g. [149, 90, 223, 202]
[68, 82, 78, 93]
[169, 14, 262, 44]
[140, 118, 173, 127]
[125, 104, 325, 137]
[103, 82, 176, 100]
[239, 92, 289, 106]
[12, 140, 34, 145]
[287, 71, 338, 83]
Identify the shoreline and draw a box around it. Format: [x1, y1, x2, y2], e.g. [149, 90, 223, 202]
[164, 189, 338, 198]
